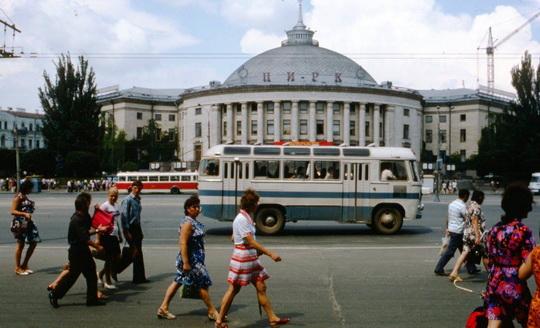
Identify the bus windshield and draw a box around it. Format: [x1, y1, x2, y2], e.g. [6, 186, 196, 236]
[200, 159, 219, 176]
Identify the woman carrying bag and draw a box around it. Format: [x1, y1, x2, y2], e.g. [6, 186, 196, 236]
[156, 195, 218, 320]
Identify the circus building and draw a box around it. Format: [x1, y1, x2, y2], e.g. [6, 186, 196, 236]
[98, 5, 426, 166]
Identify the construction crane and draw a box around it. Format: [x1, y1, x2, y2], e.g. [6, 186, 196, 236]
[480, 11, 540, 94]
[0, 15, 21, 58]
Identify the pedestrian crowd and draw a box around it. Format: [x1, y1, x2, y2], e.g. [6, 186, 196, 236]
[66, 178, 115, 193]
[434, 184, 539, 327]
[8, 179, 290, 328]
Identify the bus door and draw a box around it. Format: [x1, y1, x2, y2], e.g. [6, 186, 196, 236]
[342, 162, 370, 222]
[222, 160, 250, 220]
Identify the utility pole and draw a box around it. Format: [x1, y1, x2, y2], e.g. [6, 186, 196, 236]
[0, 17, 22, 58]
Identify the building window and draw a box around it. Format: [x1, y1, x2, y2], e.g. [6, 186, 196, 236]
[236, 121, 242, 136]
[267, 103, 274, 113]
[365, 122, 370, 137]
[29, 123, 33, 131]
[404, 108, 410, 116]
[300, 102, 308, 114]
[426, 130, 433, 143]
[316, 102, 324, 114]
[300, 119, 307, 135]
[236, 104, 241, 114]
[169, 114, 175, 121]
[168, 128, 176, 142]
[439, 115, 446, 123]
[283, 120, 291, 135]
[267, 120, 274, 135]
[195, 123, 202, 137]
[440, 129, 447, 143]
[460, 129, 466, 142]
[28, 139, 33, 149]
[195, 108, 202, 115]
[155, 114, 162, 121]
[251, 121, 257, 135]
[426, 115, 432, 123]
[350, 104, 356, 115]
[137, 112, 143, 120]
[460, 114, 466, 122]
[223, 122, 227, 136]
[460, 150, 466, 162]
[283, 102, 291, 114]
[333, 103, 340, 114]
[350, 121, 356, 136]
[36, 140, 40, 148]
[136, 127, 143, 139]
[251, 103, 257, 114]
[156, 128, 162, 141]
[0, 135, 4, 147]
[316, 120, 324, 135]
[403, 124, 409, 139]
[333, 120, 340, 136]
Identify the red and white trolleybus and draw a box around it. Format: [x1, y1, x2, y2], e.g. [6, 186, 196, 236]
[115, 171, 198, 194]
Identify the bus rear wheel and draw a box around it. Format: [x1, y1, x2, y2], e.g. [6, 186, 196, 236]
[255, 208, 285, 235]
[170, 187, 180, 194]
[373, 208, 402, 234]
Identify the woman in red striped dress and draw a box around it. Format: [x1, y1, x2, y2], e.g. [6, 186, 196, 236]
[214, 189, 290, 328]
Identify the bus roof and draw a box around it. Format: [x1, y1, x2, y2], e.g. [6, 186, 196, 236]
[203, 144, 417, 160]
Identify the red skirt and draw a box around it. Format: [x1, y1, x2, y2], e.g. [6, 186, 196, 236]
[227, 244, 269, 286]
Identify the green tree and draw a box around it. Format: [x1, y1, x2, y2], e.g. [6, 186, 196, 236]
[0, 149, 16, 177]
[21, 149, 56, 176]
[38, 54, 101, 158]
[124, 120, 177, 169]
[477, 51, 540, 181]
[99, 117, 126, 172]
[64, 151, 100, 177]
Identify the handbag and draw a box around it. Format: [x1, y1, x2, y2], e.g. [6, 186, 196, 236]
[179, 283, 200, 299]
[89, 245, 107, 261]
[113, 244, 136, 274]
[468, 245, 482, 265]
[439, 235, 449, 256]
[92, 208, 114, 232]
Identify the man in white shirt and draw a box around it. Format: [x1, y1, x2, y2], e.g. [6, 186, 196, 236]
[434, 189, 478, 275]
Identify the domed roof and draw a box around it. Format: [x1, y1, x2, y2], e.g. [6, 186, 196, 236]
[223, 3, 377, 88]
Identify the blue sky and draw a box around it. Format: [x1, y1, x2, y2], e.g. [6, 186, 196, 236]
[1, 0, 540, 111]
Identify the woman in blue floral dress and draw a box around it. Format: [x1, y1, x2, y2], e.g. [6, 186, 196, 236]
[483, 183, 536, 327]
[157, 195, 218, 320]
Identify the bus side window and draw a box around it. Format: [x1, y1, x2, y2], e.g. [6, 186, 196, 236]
[357, 165, 363, 181]
[380, 161, 407, 181]
[314, 161, 339, 180]
[343, 164, 348, 180]
[224, 163, 229, 179]
[364, 164, 369, 181]
[181, 176, 190, 181]
[254, 161, 268, 178]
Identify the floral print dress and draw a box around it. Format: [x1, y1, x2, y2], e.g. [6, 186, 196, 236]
[10, 193, 40, 244]
[483, 220, 535, 325]
[175, 217, 212, 288]
[463, 201, 486, 254]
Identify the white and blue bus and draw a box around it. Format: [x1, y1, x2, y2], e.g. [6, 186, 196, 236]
[198, 144, 423, 235]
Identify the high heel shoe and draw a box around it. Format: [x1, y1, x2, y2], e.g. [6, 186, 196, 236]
[214, 322, 229, 328]
[449, 275, 463, 282]
[208, 312, 227, 321]
[270, 318, 291, 327]
[157, 308, 176, 320]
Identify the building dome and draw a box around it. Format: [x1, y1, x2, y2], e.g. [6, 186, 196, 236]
[223, 4, 377, 88]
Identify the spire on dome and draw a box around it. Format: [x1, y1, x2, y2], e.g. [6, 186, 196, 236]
[282, 0, 318, 46]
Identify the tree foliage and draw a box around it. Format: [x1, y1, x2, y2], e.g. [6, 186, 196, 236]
[64, 151, 100, 177]
[21, 149, 57, 176]
[477, 51, 540, 181]
[99, 118, 126, 173]
[124, 120, 177, 169]
[38, 54, 101, 157]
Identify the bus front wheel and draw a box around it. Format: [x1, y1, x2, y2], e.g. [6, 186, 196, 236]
[255, 208, 285, 235]
[170, 187, 180, 194]
[373, 208, 402, 234]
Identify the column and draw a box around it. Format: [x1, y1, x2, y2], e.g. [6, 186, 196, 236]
[291, 101, 299, 141]
[210, 104, 221, 147]
[241, 102, 248, 144]
[226, 103, 233, 144]
[309, 101, 316, 142]
[374, 104, 380, 146]
[343, 102, 350, 145]
[273, 101, 281, 143]
[385, 105, 395, 147]
[359, 103, 366, 146]
[257, 102, 264, 144]
[326, 101, 333, 143]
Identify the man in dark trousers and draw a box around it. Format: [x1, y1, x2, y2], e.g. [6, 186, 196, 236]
[49, 194, 107, 308]
[121, 180, 149, 284]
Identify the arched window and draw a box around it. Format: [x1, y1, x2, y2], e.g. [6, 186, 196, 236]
[0, 135, 5, 147]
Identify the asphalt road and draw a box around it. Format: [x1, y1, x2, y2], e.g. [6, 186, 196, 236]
[0, 191, 538, 328]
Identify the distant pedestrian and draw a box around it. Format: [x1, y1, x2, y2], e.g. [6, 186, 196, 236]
[214, 189, 290, 328]
[434, 189, 478, 276]
[11, 179, 40, 275]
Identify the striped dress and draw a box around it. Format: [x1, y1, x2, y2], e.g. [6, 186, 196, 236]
[227, 210, 269, 286]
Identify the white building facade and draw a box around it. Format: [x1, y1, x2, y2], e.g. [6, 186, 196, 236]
[0, 107, 46, 151]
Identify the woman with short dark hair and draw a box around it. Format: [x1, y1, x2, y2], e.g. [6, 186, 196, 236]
[484, 183, 536, 327]
[10, 179, 40, 275]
